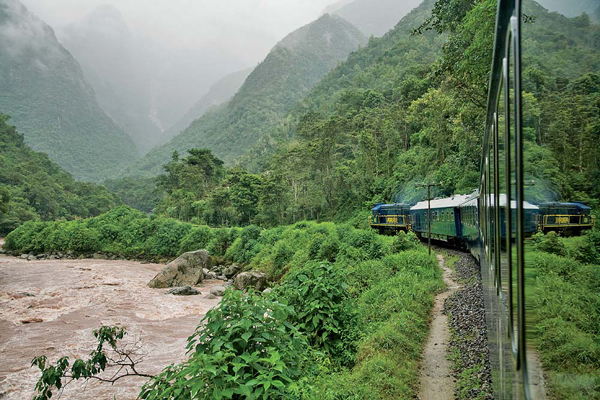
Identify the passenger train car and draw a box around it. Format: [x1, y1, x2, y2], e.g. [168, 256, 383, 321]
[409, 195, 468, 246]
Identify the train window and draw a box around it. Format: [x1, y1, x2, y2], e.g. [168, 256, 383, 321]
[441, 211, 445, 221]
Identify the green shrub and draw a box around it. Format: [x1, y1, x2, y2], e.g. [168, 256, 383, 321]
[391, 231, 420, 253]
[68, 224, 101, 253]
[276, 262, 358, 366]
[179, 226, 214, 253]
[139, 290, 307, 400]
[533, 231, 566, 256]
[147, 219, 193, 257]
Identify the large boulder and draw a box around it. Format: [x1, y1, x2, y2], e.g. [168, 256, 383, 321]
[148, 250, 216, 288]
[234, 271, 267, 292]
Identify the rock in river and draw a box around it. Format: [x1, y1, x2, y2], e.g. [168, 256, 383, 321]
[148, 250, 217, 288]
[210, 286, 226, 297]
[167, 286, 200, 296]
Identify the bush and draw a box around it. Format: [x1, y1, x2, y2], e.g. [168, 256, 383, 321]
[68, 224, 101, 253]
[391, 231, 420, 253]
[179, 226, 214, 253]
[139, 290, 307, 399]
[147, 219, 193, 257]
[276, 262, 358, 366]
[532, 231, 566, 256]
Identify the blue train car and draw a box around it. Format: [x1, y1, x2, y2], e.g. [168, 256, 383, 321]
[369, 203, 411, 233]
[538, 202, 594, 234]
[410, 195, 470, 245]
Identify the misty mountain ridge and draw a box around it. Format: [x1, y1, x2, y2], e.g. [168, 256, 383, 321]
[0, 0, 139, 182]
[325, 0, 423, 37]
[59, 4, 250, 153]
[164, 67, 253, 143]
[60, 4, 163, 153]
[121, 13, 367, 177]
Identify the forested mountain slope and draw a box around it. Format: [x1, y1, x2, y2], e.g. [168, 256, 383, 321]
[331, 0, 423, 37]
[121, 14, 367, 178]
[163, 68, 253, 143]
[0, 0, 139, 182]
[0, 115, 121, 234]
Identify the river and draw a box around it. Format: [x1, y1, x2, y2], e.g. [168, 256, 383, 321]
[0, 252, 222, 399]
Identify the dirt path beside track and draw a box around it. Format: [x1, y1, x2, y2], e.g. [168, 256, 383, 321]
[417, 254, 462, 400]
[0, 253, 222, 400]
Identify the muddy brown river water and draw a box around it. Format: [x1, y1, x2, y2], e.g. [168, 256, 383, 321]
[0, 254, 222, 399]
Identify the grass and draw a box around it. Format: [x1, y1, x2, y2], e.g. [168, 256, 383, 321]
[528, 232, 600, 400]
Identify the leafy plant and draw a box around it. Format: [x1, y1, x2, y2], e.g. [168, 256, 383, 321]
[275, 262, 358, 366]
[139, 290, 307, 400]
[32, 326, 152, 400]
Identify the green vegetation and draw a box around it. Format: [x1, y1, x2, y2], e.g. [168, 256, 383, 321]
[0, 116, 121, 235]
[21, 207, 443, 399]
[122, 14, 367, 177]
[529, 232, 600, 399]
[103, 177, 163, 214]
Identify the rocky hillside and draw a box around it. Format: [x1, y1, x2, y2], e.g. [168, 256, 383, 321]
[122, 14, 367, 177]
[0, 0, 139, 181]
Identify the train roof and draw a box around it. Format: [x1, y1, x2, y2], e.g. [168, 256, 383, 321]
[372, 203, 411, 211]
[411, 194, 471, 210]
[489, 194, 539, 210]
[538, 202, 591, 210]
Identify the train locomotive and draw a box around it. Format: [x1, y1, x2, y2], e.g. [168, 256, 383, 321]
[369, 203, 411, 233]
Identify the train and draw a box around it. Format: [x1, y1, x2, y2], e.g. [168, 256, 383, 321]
[369, 193, 593, 241]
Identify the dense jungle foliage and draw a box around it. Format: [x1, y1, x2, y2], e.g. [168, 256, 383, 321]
[0, 116, 121, 235]
[0, 0, 139, 182]
[121, 14, 367, 177]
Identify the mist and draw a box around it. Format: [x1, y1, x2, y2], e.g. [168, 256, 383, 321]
[20, 0, 337, 65]
[18, 0, 338, 151]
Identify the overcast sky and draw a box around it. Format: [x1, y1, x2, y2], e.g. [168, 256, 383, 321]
[20, 0, 339, 64]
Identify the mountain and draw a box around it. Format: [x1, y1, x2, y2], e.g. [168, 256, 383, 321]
[536, 0, 599, 21]
[0, 115, 121, 234]
[163, 68, 253, 142]
[0, 0, 139, 181]
[60, 5, 162, 153]
[122, 14, 367, 177]
[322, 0, 354, 15]
[330, 0, 423, 37]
